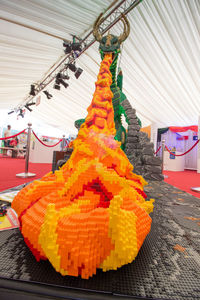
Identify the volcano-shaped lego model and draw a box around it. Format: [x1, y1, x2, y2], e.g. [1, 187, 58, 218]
[12, 16, 154, 280]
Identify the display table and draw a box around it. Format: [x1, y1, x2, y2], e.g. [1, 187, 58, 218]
[29, 137, 60, 163]
[0, 146, 26, 158]
[163, 150, 184, 171]
[52, 148, 73, 172]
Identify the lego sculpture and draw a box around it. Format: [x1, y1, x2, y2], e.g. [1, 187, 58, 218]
[12, 15, 154, 279]
[75, 13, 142, 150]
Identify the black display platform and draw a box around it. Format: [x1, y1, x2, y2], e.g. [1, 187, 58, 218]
[0, 181, 199, 300]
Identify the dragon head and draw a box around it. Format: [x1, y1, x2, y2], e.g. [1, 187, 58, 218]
[93, 13, 130, 60]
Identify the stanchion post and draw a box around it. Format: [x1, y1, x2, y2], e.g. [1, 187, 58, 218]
[161, 139, 165, 173]
[16, 123, 36, 178]
[61, 135, 65, 151]
[25, 123, 31, 173]
[162, 139, 168, 179]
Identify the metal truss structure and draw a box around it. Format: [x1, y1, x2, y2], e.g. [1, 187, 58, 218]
[18, 0, 142, 110]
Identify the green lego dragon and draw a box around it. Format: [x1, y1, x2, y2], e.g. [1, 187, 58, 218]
[75, 13, 141, 150]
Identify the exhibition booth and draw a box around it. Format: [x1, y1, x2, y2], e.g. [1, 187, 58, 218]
[29, 134, 61, 164]
[157, 125, 198, 172]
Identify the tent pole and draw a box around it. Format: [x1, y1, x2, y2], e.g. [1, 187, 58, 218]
[16, 123, 36, 178]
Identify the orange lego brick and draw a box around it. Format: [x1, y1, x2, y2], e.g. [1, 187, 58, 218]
[11, 53, 154, 279]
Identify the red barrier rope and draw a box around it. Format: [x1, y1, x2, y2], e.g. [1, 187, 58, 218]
[154, 146, 161, 155]
[0, 129, 26, 140]
[64, 142, 69, 148]
[32, 130, 62, 147]
[165, 139, 200, 156]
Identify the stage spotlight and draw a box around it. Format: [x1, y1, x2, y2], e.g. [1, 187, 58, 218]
[18, 109, 25, 118]
[53, 83, 60, 90]
[27, 102, 36, 106]
[61, 73, 70, 80]
[67, 63, 77, 72]
[30, 84, 36, 96]
[25, 102, 36, 112]
[75, 67, 83, 79]
[8, 110, 14, 115]
[25, 105, 32, 112]
[55, 73, 68, 89]
[59, 79, 69, 88]
[56, 73, 61, 79]
[54, 74, 61, 89]
[72, 42, 82, 52]
[43, 90, 53, 99]
[63, 41, 72, 54]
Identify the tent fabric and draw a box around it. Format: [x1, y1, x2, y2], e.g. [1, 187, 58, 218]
[0, 0, 200, 134]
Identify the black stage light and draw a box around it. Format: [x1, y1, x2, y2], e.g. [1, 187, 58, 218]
[54, 83, 60, 90]
[25, 105, 32, 112]
[56, 73, 61, 80]
[25, 102, 36, 112]
[30, 84, 36, 96]
[63, 41, 72, 54]
[18, 109, 25, 118]
[55, 73, 68, 88]
[59, 79, 69, 88]
[54, 75, 61, 85]
[43, 90, 53, 99]
[72, 42, 82, 52]
[67, 63, 77, 72]
[75, 67, 83, 79]
[61, 74, 70, 80]
[26, 102, 36, 106]
[54, 75, 61, 90]
[8, 110, 14, 115]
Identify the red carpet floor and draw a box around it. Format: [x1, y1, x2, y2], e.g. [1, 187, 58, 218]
[0, 156, 51, 192]
[164, 170, 200, 199]
[0, 156, 200, 199]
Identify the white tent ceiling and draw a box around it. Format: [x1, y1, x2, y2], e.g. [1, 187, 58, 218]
[0, 0, 200, 135]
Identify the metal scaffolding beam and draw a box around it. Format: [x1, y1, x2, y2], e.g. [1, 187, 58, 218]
[18, 0, 142, 110]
